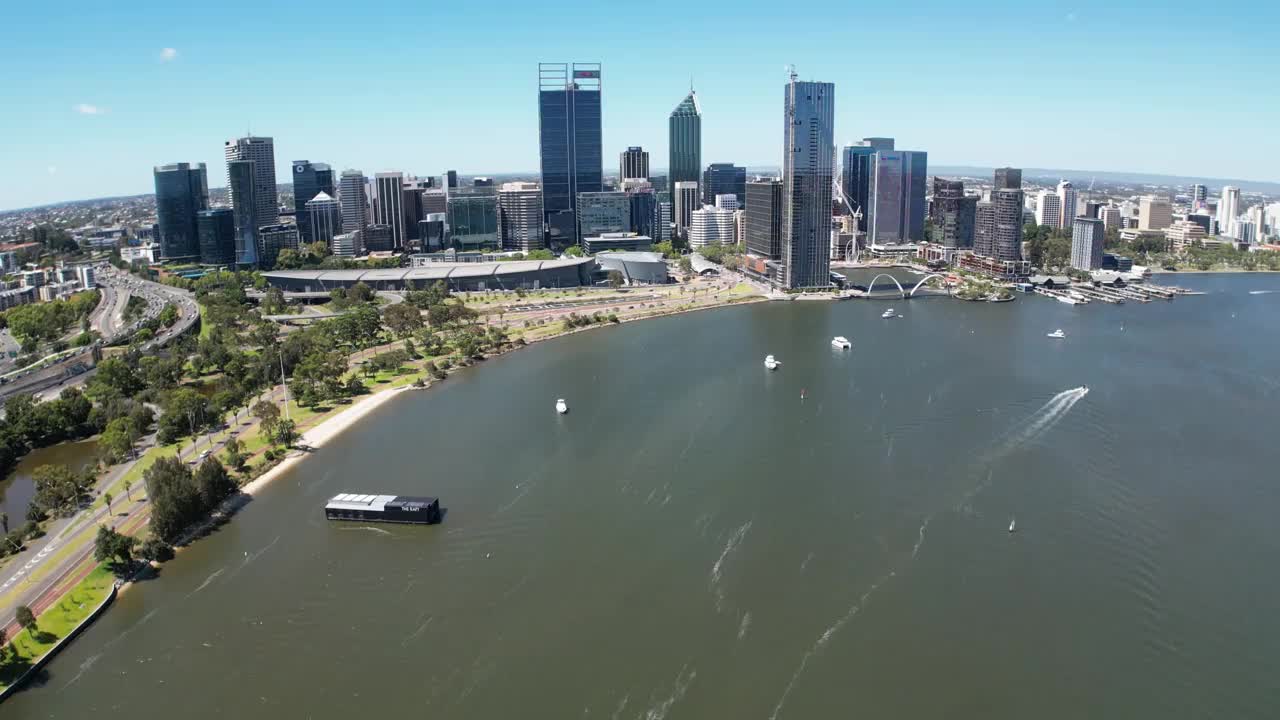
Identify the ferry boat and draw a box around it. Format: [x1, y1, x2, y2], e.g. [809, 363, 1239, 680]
[1047, 329, 1066, 339]
[555, 398, 568, 414]
[881, 308, 896, 319]
[831, 336, 852, 350]
[764, 354, 780, 370]
[325, 493, 442, 525]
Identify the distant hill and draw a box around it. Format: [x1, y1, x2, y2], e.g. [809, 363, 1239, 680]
[931, 166, 1280, 194]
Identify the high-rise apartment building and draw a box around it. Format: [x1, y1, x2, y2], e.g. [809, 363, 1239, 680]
[619, 146, 649, 181]
[869, 149, 927, 244]
[674, 181, 700, 237]
[1057, 180, 1078, 228]
[668, 90, 702, 198]
[497, 182, 545, 252]
[1035, 190, 1063, 229]
[839, 143, 877, 232]
[745, 178, 783, 259]
[1217, 186, 1240, 238]
[226, 159, 259, 267]
[990, 188, 1025, 261]
[195, 208, 235, 266]
[292, 161, 334, 245]
[538, 62, 603, 246]
[656, 200, 673, 242]
[975, 201, 995, 256]
[224, 136, 278, 232]
[339, 170, 369, 234]
[372, 172, 406, 249]
[688, 204, 736, 248]
[153, 162, 208, 260]
[702, 163, 746, 207]
[780, 75, 835, 289]
[576, 191, 630, 238]
[1139, 195, 1173, 230]
[1070, 217, 1105, 270]
[929, 178, 977, 248]
[305, 192, 342, 247]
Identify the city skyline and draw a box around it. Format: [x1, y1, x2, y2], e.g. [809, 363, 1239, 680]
[3, 0, 1278, 211]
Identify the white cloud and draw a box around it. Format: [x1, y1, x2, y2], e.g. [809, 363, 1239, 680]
[74, 103, 105, 115]
[159, 47, 178, 62]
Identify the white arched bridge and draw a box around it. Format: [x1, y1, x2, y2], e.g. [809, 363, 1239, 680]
[863, 273, 948, 299]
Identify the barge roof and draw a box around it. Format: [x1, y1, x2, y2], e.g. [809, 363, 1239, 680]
[325, 493, 439, 512]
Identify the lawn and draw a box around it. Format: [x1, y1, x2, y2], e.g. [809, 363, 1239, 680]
[0, 564, 115, 690]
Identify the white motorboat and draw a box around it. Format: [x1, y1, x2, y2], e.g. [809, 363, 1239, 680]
[1047, 329, 1066, 339]
[764, 354, 780, 371]
[831, 336, 852, 350]
[1008, 517, 1017, 533]
[555, 398, 568, 414]
[1056, 295, 1079, 305]
[881, 308, 896, 319]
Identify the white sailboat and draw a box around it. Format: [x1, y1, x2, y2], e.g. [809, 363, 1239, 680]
[1008, 517, 1017, 533]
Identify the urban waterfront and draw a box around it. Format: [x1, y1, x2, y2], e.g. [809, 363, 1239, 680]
[0, 439, 99, 523]
[8, 272, 1280, 719]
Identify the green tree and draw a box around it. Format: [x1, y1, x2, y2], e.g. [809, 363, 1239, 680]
[89, 356, 145, 399]
[607, 270, 624, 288]
[139, 537, 175, 563]
[564, 245, 584, 257]
[678, 256, 693, 275]
[526, 249, 556, 260]
[268, 418, 298, 449]
[347, 282, 375, 303]
[144, 456, 201, 544]
[93, 525, 137, 569]
[31, 464, 93, 518]
[15, 605, 36, 635]
[103, 491, 113, 513]
[382, 303, 424, 337]
[194, 458, 237, 511]
[223, 436, 247, 472]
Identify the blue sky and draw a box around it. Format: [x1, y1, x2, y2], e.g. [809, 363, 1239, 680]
[1, 0, 1277, 210]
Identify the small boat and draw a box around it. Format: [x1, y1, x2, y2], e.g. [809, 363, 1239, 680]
[1047, 329, 1066, 339]
[555, 398, 568, 414]
[1056, 295, 1079, 305]
[764, 355, 780, 371]
[881, 308, 896, 319]
[1008, 517, 1017, 533]
[831, 336, 852, 350]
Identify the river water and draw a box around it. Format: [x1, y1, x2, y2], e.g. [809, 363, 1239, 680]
[0, 439, 100, 524]
[8, 273, 1280, 719]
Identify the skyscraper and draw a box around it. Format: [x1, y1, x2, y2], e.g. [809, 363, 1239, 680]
[990, 188, 1024, 261]
[1217, 186, 1240, 238]
[839, 143, 876, 231]
[1035, 190, 1062, 229]
[1071, 217, 1105, 271]
[445, 171, 458, 189]
[538, 62, 603, 246]
[862, 137, 895, 153]
[305, 192, 342, 247]
[195, 208, 235, 266]
[688, 204, 736, 248]
[339, 170, 369, 234]
[621, 179, 657, 239]
[619, 146, 649, 181]
[153, 162, 208, 261]
[497, 182, 545, 252]
[292, 161, 334, 245]
[993, 167, 1022, 190]
[1099, 205, 1122, 231]
[402, 177, 432, 244]
[576, 191, 630, 238]
[668, 90, 702, 197]
[869, 149, 927, 244]
[227, 159, 259, 267]
[745, 178, 783, 259]
[1191, 183, 1208, 210]
[372, 172, 406, 249]
[780, 74, 835, 289]
[929, 178, 977, 248]
[1057, 180, 1078, 228]
[974, 201, 995, 257]
[446, 195, 499, 250]
[673, 181, 700, 237]
[1139, 195, 1172, 230]
[224, 136, 279, 231]
[702, 163, 747, 206]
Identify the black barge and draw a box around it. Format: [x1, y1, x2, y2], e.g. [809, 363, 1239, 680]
[325, 493, 442, 524]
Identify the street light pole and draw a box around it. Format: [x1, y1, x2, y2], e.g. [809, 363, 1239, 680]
[279, 349, 290, 421]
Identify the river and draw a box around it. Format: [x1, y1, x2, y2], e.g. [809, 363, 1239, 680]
[0, 439, 100, 525]
[7, 272, 1280, 718]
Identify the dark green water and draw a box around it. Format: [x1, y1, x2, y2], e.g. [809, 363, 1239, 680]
[0, 439, 100, 523]
[9, 273, 1280, 719]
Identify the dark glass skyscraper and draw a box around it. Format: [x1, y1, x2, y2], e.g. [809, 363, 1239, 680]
[153, 162, 208, 261]
[195, 208, 235, 265]
[619, 146, 649, 181]
[538, 62, 603, 247]
[869, 149, 928, 243]
[702, 163, 746, 206]
[745, 178, 783, 259]
[994, 167, 1022, 190]
[292, 161, 334, 245]
[668, 91, 702, 199]
[781, 75, 835, 289]
[840, 144, 876, 232]
[227, 159, 259, 267]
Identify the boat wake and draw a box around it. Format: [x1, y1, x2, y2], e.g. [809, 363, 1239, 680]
[186, 567, 225, 598]
[1248, 290, 1277, 295]
[641, 662, 697, 720]
[738, 611, 753, 640]
[339, 525, 393, 536]
[994, 386, 1090, 457]
[710, 521, 753, 611]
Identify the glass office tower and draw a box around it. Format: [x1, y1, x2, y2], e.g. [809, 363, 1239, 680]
[153, 162, 208, 261]
[538, 62, 603, 247]
[668, 91, 702, 198]
[780, 75, 834, 289]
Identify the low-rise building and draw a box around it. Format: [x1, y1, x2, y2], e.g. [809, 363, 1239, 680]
[583, 232, 652, 254]
[958, 252, 1031, 280]
[594, 252, 669, 285]
[1164, 220, 1206, 251]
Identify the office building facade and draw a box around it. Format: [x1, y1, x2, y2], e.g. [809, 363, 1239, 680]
[497, 182, 545, 252]
[745, 178, 783, 259]
[688, 205, 736, 248]
[576, 191, 630, 238]
[224, 136, 278, 232]
[621, 180, 657, 239]
[929, 178, 977, 248]
[780, 76, 835, 289]
[195, 208, 235, 266]
[668, 91, 702, 197]
[1071, 217, 1105, 270]
[869, 149, 927, 244]
[372, 172, 407, 249]
[1217, 186, 1240, 238]
[994, 167, 1022, 190]
[447, 194, 499, 250]
[990, 188, 1025, 261]
[673, 181, 699, 237]
[1139, 195, 1172, 230]
[840, 144, 876, 231]
[339, 170, 369, 234]
[619, 146, 649, 181]
[153, 162, 208, 260]
[1099, 204, 1122, 230]
[305, 192, 342, 247]
[703, 163, 746, 206]
[258, 224, 298, 269]
[362, 224, 393, 253]
[332, 231, 363, 258]
[1057, 180, 1078, 228]
[292, 161, 334, 245]
[1035, 190, 1062, 229]
[538, 62, 603, 246]
[226, 159, 259, 267]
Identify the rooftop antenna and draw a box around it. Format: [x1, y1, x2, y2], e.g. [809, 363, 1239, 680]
[786, 64, 798, 82]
